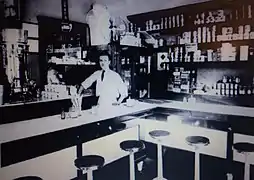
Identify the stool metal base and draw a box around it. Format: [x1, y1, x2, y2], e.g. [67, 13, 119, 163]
[153, 177, 168, 180]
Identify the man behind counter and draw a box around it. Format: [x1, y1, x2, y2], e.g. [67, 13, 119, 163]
[78, 51, 128, 107]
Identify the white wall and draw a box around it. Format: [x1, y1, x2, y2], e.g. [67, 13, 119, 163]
[24, 0, 210, 23]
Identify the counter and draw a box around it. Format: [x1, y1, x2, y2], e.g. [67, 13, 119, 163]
[2, 99, 254, 144]
[143, 99, 254, 117]
[1, 99, 254, 180]
[0, 102, 155, 144]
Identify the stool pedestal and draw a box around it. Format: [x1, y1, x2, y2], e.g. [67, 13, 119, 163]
[129, 152, 135, 180]
[233, 142, 254, 180]
[194, 147, 200, 180]
[149, 130, 170, 180]
[74, 155, 104, 180]
[153, 143, 167, 180]
[86, 168, 94, 180]
[120, 140, 145, 180]
[244, 153, 250, 180]
[186, 136, 210, 180]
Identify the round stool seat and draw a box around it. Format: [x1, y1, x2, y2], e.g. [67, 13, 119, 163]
[186, 136, 210, 146]
[149, 130, 170, 139]
[13, 177, 42, 180]
[120, 140, 145, 153]
[233, 143, 254, 153]
[74, 155, 105, 170]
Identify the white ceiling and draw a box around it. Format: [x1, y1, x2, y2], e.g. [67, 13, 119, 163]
[24, 0, 210, 23]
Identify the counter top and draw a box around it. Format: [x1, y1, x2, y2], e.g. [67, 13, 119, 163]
[143, 99, 254, 117]
[1, 99, 254, 144]
[0, 102, 155, 144]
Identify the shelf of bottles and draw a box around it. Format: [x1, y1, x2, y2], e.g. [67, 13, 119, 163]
[213, 76, 254, 97]
[120, 55, 151, 99]
[118, 22, 142, 47]
[167, 67, 197, 94]
[120, 57, 132, 95]
[167, 69, 254, 98]
[135, 56, 151, 99]
[144, 12, 185, 32]
[46, 33, 94, 66]
[0, 29, 37, 103]
[143, 3, 254, 64]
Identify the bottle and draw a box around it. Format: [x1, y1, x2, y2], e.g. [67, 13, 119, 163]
[194, 14, 201, 25]
[179, 47, 183, 62]
[202, 27, 207, 43]
[164, 17, 168, 29]
[247, 86, 252, 95]
[226, 78, 230, 96]
[234, 77, 240, 96]
[161, 18, 164, 30]
[212, 26, 216, 42]
[172, 16, 175, 28]
[201, 13, 205, 24]
[229, 78, 234, 96]
[169, 17, 172, 28]
[61, 108, 66, 119]
[146, 21, 149, 31]
[222, 76, 227, 96]
[215, 82, 220, 95]
[198, 27, 202, 43]
[235, 9, 239, 20]
[248, 5, 252, 19]
[149, 20, 153, 31]
[193, 31, 197, 43]
[76, 34, 81, 47]
[181, 14, 184, 27]
[176, 15, 180, 27]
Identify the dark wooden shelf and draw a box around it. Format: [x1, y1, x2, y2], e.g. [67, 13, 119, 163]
[155, 40, 254, 52]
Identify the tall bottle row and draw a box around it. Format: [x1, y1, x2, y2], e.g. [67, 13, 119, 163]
[145, 14, 185, 31]
[179, 25, 254, 45]
[142, 3, 254, 32]
[158, 43, 254, 63]
[46, 33, 94, 65]
[215, 76, 254, 97]
[119, 54, 151, 99]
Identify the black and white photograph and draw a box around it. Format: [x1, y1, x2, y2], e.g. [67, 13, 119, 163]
[1, 0, 254, 179]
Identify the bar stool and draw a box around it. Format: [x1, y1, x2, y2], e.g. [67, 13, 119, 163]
[149, 130, 170, 180]
[74, 155, 105, 180]
[120, 140, 145, 180]
[13, 177, 42, 180]
[186, 136, 210, 180]
[233, 142, 254, 180]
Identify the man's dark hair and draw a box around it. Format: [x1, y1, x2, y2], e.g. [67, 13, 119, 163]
[99, 50, 111, 60]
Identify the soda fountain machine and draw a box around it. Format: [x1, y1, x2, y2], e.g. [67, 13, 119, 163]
[1, 28, 30, 103]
